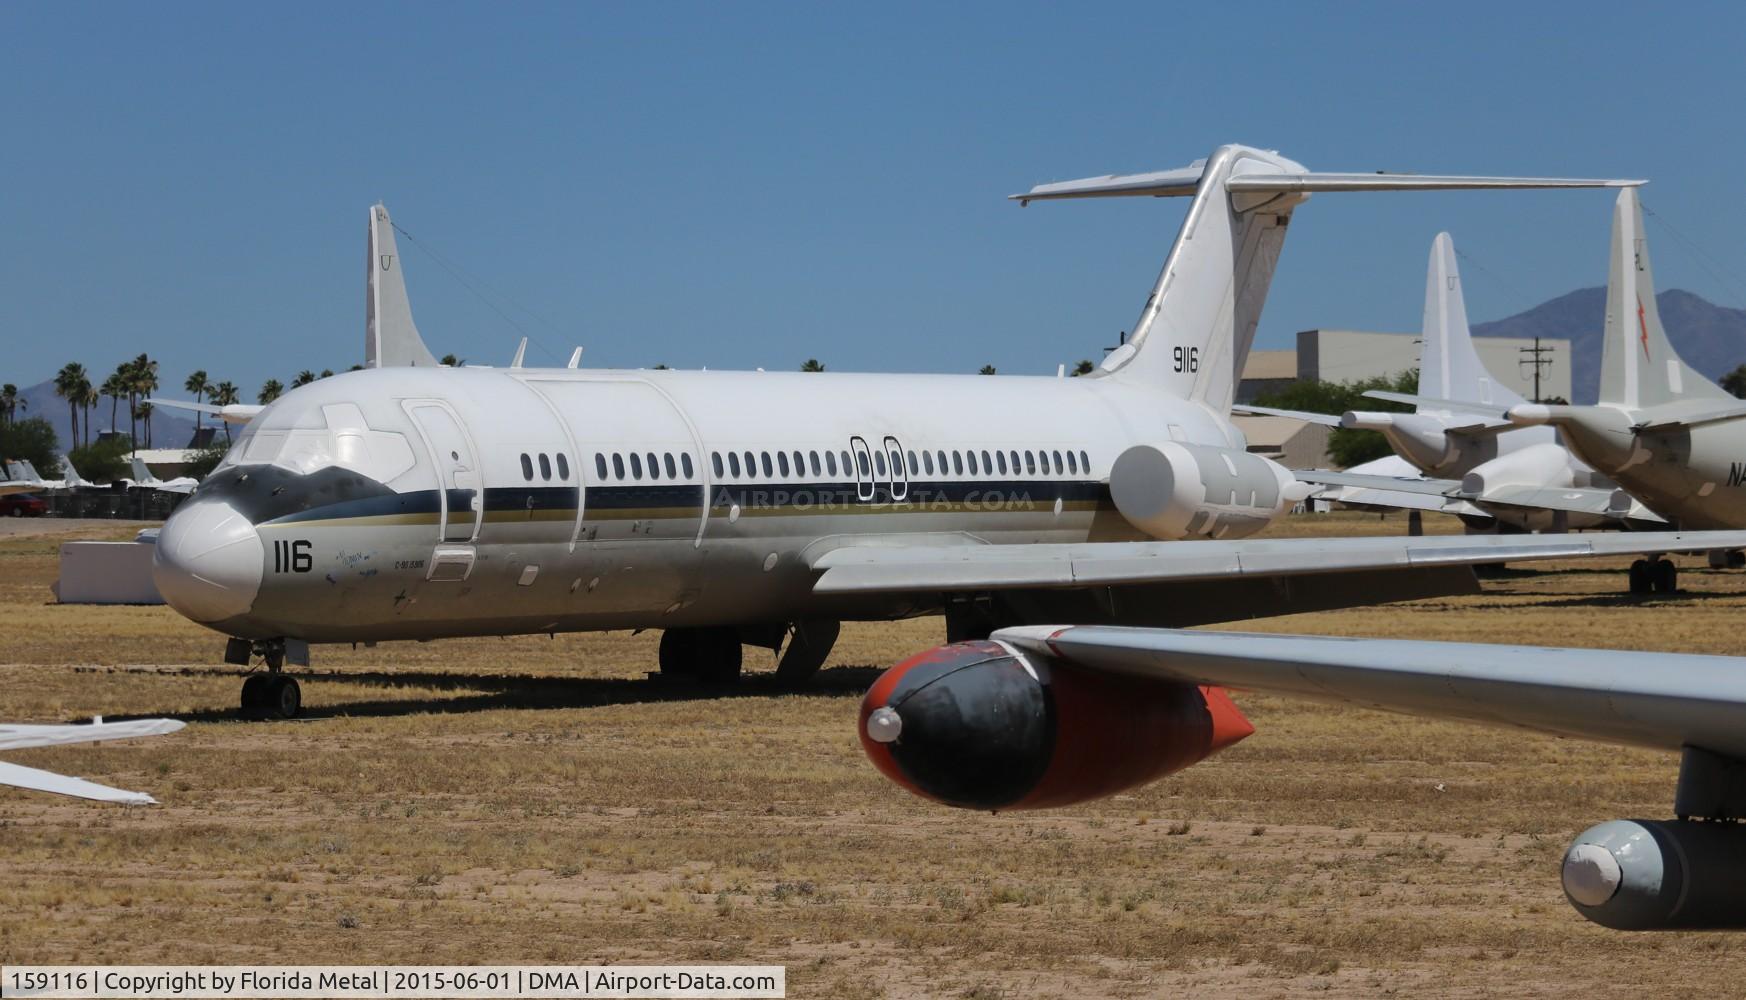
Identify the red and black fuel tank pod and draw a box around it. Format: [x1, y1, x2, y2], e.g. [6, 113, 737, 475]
[860, 639, 1253, 811]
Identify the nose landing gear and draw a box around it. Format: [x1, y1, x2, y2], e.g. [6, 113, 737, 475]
[225, 637, 308, 719]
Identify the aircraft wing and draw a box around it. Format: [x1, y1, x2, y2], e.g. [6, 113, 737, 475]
[0, 719, 184, 805]
[1363, 390, 1510, 419]
[994, 624, 1746, 758]
[809, 529, 1746, 594]
[1230, 404, 1342, 427]
[145, 397, 263, 425]
[1296, 470, 1458, 498]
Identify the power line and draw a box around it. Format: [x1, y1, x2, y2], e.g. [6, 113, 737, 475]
[1518, 336, 1555, 403]
[1639, 202, 1746, 309]
[388, 221, 571, 365]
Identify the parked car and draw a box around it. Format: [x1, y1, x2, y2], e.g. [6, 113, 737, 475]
[0, 493, 48, 517]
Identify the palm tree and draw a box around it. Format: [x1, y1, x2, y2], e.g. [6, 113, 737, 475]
[0, 384, 20, 427]
[291, 370, 316, 388]
[100, 371, 126, 436]
[978, 365, 997, 375]
[210, 381, 240, 441]
[800, 359, 826, 372]
[319, 369, 333, 379]
[54, 362, 87, 451]
[258, 379, 284, 404]
[183, 370, 210, 432]
[439, 353, 462, 367]
[125, 354, 159, 450]
[1071, 359, 1095, 376]
[78, 382, 99, 447]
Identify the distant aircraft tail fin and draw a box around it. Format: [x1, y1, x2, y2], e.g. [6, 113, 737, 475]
[61, 455, 87, 488]
[129, 456, 159, 486]
[366, 204, 440, 369]
[1014, 146, 1637, 413]
[1418, 233, 1525, 412]
[1597, 188, 1729, 409]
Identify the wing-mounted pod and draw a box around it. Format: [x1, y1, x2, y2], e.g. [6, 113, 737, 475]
[859, 639, 1252, 811]
[1459, 442, 1578, 497]
[1107, 443, 1303, 541]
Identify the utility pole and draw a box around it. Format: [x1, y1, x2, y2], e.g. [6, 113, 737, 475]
[1519, 337, 1555, 403]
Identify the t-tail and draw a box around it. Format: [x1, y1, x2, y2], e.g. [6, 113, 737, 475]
[366, 204, 440, 369]
[1014, 145, 1640, 413]
[1597, 187, 1729, 410]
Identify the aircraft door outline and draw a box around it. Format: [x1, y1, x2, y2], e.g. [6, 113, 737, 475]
[850, 437, 875, 502]
[883, 436, 908, 502]
[404, 400, 483, 545]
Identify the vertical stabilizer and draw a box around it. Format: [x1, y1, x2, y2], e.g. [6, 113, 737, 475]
[61, 455, 87, 488]
[1598, 189, 1726, 409]
[366, 204, 440, 368]
[1418, 233, 1523, 411]
[129, 457, 159, 486]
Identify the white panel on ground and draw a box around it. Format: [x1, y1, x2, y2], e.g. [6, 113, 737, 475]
[55, 541, 163, 604]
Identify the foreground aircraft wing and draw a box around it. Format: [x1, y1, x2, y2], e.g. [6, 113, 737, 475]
[995, 624, 1746, 757]
[809, 529, 1746, 594]
[0, 719, 184, 805]
[1230, 404, 1343, 427]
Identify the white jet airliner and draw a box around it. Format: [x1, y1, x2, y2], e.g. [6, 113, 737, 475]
[148, 144, 1746, 720]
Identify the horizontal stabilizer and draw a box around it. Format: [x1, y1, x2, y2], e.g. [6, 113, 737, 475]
[1633, 402, 1746, 432]
[146, 397, 263, 425]
[996, 624, 1746, 758]
[1231, 404, 1342, 427]
[1013, 161, 1641, 204]
[0, 760, 157, 804]
[1363, 390, 1511, 420]
[1296, 470, 1457, 498]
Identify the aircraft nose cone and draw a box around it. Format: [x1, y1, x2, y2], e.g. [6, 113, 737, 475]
[152, 500, 264, 623]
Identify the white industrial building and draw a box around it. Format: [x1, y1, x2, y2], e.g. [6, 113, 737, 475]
[1239, 329, 1572, 404]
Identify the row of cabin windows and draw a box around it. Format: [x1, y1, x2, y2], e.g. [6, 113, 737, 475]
[594, 451, 697, 483]
[518, 452, 571, 482]
[705, 447, 1093, 481]
[523, 447, 1093, 484]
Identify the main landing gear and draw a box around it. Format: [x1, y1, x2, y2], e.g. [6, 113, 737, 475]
[1628, 556, 1678, 596]
[226, 637, 307, 719]
[657, 620, 842, 686]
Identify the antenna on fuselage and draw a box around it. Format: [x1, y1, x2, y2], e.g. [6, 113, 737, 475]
[566, 347, 583, 369]
[510, 337, 528, 369]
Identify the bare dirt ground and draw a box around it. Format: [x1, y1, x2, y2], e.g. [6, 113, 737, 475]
[3, 513, 1745, 997]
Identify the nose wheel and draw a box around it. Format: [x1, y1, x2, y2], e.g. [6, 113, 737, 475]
[228, 637, 308, 719]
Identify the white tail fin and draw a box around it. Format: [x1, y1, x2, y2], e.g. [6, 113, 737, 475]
[1597, 188, 1728, 409]
[366, 204, 440, 368]
[61, 455, 87, 488]
[129, 456, 159, 486]
[1418, 233, 1523, 412]
[1014, 146, 1640, 413]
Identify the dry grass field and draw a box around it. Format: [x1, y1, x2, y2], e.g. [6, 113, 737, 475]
[4, 513, 1746, 997]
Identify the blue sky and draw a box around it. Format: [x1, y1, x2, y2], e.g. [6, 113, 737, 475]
[4, 2, 1744, 397]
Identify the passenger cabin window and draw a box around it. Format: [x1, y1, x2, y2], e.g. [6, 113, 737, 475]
[809, 451, 822, 476]
[1009, 450, 1021, 475]
[682, 454, 694, 479]
[1037, 451, 1048, 475]
[537, 453, 551, 480]
[1066, 451, 1077, 474]
[729, 452, 742, 477]
[761, 452, 774, 478]
[744, 451, 756, 477]
[712, 452, 724, 477]
[841, 450, 853, 476]
[596, 454, 608, 479]
[557, 454, 570, 480]
[1080, 450, 1090, 473]
[957, 451, 968, 475]
[664, 453, 677, 479]
[825, 451, 837, 476]
[874, 451, 887, 477]
[792, 451, 805, 476]
[629, 453, 643, 480]
[981, 450, 993, 474]
[996, 451, 1008, 475]
[778, 452, 790, 477]
[856, 450, 871, 476]
[907, 450, 919, 475]
[613, 454, 626, 480]
[520, 454, 534, 480]
[922, 451, 935, 475]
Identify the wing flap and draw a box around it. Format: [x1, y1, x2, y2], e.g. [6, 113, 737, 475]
[997, 625, 1746, 758]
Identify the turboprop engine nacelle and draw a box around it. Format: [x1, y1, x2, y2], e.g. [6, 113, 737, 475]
[1341, 411, 1455, 473]
[1108, 443, 1297, 541]
[1459, 442, 1576, 497]
[858, 640, 1253, 811]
